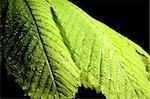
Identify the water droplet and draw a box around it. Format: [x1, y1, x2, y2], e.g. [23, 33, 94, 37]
[99, 48, 102, 53]
[6, 34, 10, 37]
[18, 71, 21, 74]
[25, 14, 28, 18]
[72, 93, 76, 98]
[28, 92, 31, 96]
[88, 66, 92, 70]
[22, 86, 27, 90]
[5, 25, 8, 28]
[31, 67, 34, 71]
[0, 36, 3, 39]
[54, 94, 57, 98]
[120, 62, 124, 68]
[21, 39, 23, 43]
[60, 51, 64, 56]
[22, 28, 26, 31]
[82, 39, 86, 44]
[19, 36, 22, 39]
[28, 55, 30, 59]
[37, 68, 40, 71]
[39, 70, 42, 73]
[117, 89, 120, 94]
[33, 35, 36, 40]
[30, 55, 33, 58]
[29, 44, 31, 47]
[110, 51, 112, 60]
[75, 62, 79, 66]
[108, 76, 112, 81]
[13, 32, 17, 36]
[43, 69, 46, 72]
[39, 81, 42, 85]
[8, 56, 12, 60]
[17, 52, 20, 55]
[36, 72, 39, 75]
[80, 48, 82, 53]
[13, 65, 17, 68]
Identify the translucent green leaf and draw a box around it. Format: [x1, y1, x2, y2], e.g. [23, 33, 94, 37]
[1, 0, 150, 99]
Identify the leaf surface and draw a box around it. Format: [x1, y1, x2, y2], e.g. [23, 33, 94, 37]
[2, 0, 80, 98]
[1, 0, 150, 98]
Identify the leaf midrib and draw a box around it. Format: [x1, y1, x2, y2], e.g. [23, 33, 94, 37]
[23, 0, 59, 98]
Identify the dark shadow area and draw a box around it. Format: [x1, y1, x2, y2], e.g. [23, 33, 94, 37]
[75, 85, 106, 99]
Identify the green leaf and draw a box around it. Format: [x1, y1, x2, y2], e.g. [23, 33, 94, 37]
[2, 0, 81, 98]
[1, 0, 150, 99]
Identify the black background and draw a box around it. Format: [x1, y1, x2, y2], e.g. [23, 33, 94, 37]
[1, 0, 149, 98]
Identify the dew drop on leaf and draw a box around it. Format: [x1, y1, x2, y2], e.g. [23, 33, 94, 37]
[39, 70, 42, 73]
[0, 36, 3, 39]
[120, 62, 124, 68]
[8, 56, 12, 60]
[21, 39, 23, 43]
[39, 81, 42, 85]
[19, 36, 22, 39]
[30, 55, 33, 59]
[18, 71, 21, 74]
[29, 44, 31, 47]
[108, 76, 113, 81]
[54, 94, 57, 98]
[82, 38, 86, 44]
[80, 48, 82, 53]
[37, 68, 40, 71]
